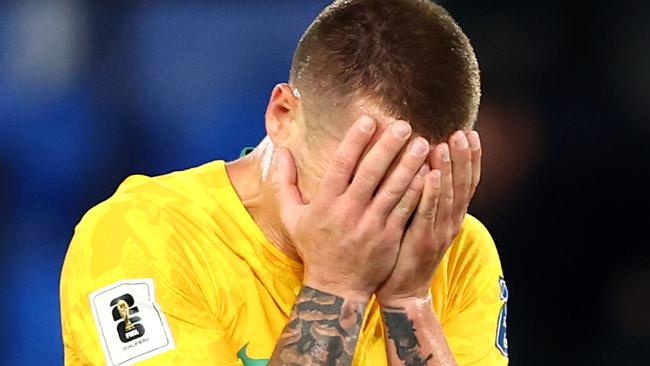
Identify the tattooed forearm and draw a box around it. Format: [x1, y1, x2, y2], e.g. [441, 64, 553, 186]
[270, 286, 367, 366]
[382, 306, 433, 366]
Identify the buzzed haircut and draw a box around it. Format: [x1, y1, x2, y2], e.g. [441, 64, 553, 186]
[290, 0, 481, 142]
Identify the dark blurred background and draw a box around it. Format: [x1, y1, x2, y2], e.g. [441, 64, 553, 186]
[1, 0, 648, 365]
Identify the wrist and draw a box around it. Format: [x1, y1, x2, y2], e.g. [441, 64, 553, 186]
[302, 280, 373, 304]
[377, 289, 433, 309]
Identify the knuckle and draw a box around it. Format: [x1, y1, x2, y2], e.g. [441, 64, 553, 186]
[349, 230, 365, 244]
[409, 177, 424, 192]
[379, 132, 399, 147]
[356, 169, 378, 188]
[381, 229, 401, 244]
[414, 241, 437, 257]
[393, 203, 412, 217]
[332, 153, 354, 172]
[420, 208, 437, 221]
[383, 184, 403, 200]
[377, 136, 404, 156]
[457, 181, 470, 191]
[469, 187, 477, 198]
[361, 214, 384, 232]
[400, 156, 422, 171]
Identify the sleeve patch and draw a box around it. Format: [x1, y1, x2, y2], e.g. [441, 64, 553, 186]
[496, 277, 509, 357]
[89, 279, 175, 366]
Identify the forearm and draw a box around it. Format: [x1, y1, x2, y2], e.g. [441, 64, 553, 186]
[269, 285, 368, 366]
[381, 294, 456, 366]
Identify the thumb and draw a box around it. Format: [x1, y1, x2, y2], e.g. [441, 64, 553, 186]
[271, 147, 305, 221]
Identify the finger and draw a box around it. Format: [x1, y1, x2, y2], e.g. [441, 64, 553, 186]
[371, 137, 430, 218]
[431, 143, 453, 229]
[405, 169, 442, 242]
[449, 131, 472, 225]
[271, 147, 305, 225]
[467, 131, 482, 198]
[387, 164, 429, 229]
[347, 121, 412, 201]
[321, 116, 377, 197]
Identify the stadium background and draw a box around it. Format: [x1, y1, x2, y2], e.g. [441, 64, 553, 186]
[0, 0, 648, 365]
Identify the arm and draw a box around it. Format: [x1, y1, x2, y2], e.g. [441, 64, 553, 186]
[377, 131, 482, 365]
[61, 202, 243, 365]
[270, 286, 367, 365]
[268, 117, 432, 365]
[381, 296, 454, 366]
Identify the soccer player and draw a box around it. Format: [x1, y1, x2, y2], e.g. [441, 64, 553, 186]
[60, 1, 508, 365]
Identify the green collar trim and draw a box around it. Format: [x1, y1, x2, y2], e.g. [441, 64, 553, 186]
[237, 343, 269, 366]
[240, 147, 255, 158]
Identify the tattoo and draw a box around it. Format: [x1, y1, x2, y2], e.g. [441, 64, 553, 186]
[270, 286, 366, 366]
[382, 306, 433, 366]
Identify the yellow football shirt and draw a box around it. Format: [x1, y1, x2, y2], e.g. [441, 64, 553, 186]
[60, 160, 508, 366]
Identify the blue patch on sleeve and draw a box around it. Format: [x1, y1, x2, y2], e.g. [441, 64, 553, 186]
[496, 277, 509, 357]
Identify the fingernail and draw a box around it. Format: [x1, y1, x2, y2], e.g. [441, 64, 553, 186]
[392, 121, 411, 139]
[453, 131, 469, 150]
[359, 117, 376, 133]
[418, 164, 430, 177]
[440, 144, 450, 161]
[409, 138, 429, 157]
[468, 131, 480, 150]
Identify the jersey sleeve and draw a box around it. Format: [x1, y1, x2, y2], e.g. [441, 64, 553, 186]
[60, 196, 242, 366]
[441, 215, 509, 366]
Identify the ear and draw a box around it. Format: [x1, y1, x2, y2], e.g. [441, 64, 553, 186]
[265, 83, 301, 147]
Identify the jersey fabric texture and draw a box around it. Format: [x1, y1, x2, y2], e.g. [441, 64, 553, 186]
[60, 160, 509, 365]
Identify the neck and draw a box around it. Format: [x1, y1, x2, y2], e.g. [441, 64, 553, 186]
[225, 137, 301, 262]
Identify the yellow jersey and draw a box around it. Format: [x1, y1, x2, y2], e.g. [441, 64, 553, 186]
[60, 160, 509, 366]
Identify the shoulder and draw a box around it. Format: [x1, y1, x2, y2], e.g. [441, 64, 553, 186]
[439, 214, 505, 303]
[61, 161, 242, 357]
[62, 183, 188, 292]
[73, 160, 226, 245]
[448, 214, 501, 267]
[70, 175, 185, 257]
[61, 166, 228, 322]
[64, 161, 230, 281]
[458, 214, 494, 244]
